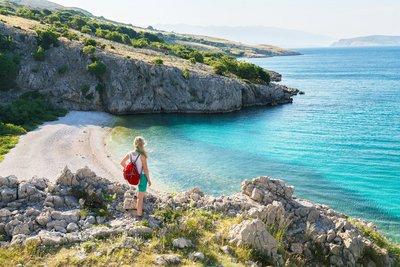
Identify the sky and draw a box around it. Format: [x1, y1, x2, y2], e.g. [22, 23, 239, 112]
[50, 0, 400, 38]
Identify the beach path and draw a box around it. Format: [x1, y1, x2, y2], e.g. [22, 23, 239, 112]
[0, 111, 122, 182]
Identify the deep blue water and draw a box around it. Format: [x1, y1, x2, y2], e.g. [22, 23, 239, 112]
[109, 47, 400, 241]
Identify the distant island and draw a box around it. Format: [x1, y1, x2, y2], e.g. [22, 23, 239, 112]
[331, 35, 400, 47]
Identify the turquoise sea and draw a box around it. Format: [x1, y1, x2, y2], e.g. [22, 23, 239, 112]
[109, 47, 400, 241]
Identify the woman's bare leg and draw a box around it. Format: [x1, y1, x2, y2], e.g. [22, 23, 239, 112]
[137, 192, 145, 216]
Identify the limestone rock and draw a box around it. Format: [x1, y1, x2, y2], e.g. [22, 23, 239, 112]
[36, 212, 51, 226]
[172, 237, 193, 249]
[66, 223, 79, 233]
[190, 252, 205, 261]
[155, 254, 182, 265]
[55, 166, 78, 186]
[230, 219, 278, 261]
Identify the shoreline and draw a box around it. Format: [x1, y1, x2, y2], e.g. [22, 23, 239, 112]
[0, 111, 122, 183]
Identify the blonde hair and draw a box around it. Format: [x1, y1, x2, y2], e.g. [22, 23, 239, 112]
[134, 136, 147, 158]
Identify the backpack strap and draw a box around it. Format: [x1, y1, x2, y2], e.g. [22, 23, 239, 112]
[134, 152, 143, 175]
[133, 153, 140, 163]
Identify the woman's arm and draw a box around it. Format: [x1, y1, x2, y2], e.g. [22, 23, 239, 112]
[120, 153, 130, 168]
[141, 155, 151, 186]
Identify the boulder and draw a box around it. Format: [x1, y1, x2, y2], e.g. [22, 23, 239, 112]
[18, 182, 42, 201]
[230, 219, 278, 261]
[155, 254, 182, 265]
[190, 252, 205, 261]
[51, 210, 80, 223]
[66, 223, 79, 233]
[29, 177, 48, 190]
[76, 166, 96, 180]
[0, 209, 12, 217]
[172, 237, 193, 249]
[12, 223, 30, 236]
[36, 212, 51, 226]
[1, 187, 17, 203]
[0, 176, 18, 187]
[55, 166, 78, 186]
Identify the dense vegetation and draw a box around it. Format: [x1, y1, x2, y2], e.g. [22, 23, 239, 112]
[0, 33, 18, 91]
[0, 93, 67, 161]
[0, 4, 270, 85]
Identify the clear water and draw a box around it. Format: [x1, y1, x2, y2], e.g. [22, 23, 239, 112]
[108, 47, 400, 241]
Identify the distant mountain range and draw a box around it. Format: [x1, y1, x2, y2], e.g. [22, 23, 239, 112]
[154, 24, 336, 48]
[331, 35, 400, 47]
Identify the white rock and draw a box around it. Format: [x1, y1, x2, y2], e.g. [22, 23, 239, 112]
[191, 252, 205, 261]
[155, 254, 182, 265]
[230, 219, 278, 258]
[12, 223, 30, 236]
[250, 188, 263, 202]
[36, 212, 51, 226]
[0, 209, 12, 217]
[172, 237, 193, 249]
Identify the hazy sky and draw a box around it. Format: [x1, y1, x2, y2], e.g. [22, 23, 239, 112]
[50, 0, 400, 38]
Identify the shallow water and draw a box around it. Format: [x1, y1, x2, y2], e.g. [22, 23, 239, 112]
[108, 47, 400, 241]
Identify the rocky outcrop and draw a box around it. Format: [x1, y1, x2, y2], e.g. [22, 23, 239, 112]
[0, 168, 397, 267]
[0, 22, 297, 114]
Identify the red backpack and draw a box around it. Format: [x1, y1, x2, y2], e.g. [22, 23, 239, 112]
[123, 153, 142, 185]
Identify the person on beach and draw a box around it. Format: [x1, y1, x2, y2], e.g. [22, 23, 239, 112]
[120, 136, 152, 217]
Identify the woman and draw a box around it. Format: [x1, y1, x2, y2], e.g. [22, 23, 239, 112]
[120, 136, 152, 217]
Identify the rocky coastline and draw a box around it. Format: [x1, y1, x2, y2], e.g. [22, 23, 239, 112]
[0, 17, 298, 115]
[0, 167, 398, 266]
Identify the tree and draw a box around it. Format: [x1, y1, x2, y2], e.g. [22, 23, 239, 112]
[36, 28, 59, 50]
[0, 53, 18, 91]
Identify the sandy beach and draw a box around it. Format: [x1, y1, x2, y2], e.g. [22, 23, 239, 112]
[0, 111, 122, 182]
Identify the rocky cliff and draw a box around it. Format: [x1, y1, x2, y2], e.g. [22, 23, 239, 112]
[0, 167, 398, 266]
[0, 15, 298, 114]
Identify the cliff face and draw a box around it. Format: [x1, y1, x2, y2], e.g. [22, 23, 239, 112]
[1, 20, 297, 114]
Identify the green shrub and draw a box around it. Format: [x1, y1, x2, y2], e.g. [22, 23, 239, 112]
[87, 61, 106, 77]
[132, 38, 149, 48]
[83, 38, 97, 46]
[81, 25, 92, 34]
[152, 58, 163, 65]
[33, 46, 46, 61]
[0, 135, 18, 161]
[0, 53, 18, 91]
[0, 34, 15, 51]
[0, 123, 26, 136]
[82, 45, 96, 54]
[62, 31, 78, 41]
[349, 219, 400, 260]
[212, 63, 227, 75]
[57, 65, 68, 74]
[189, 57, 196, 64]
[35, 28, 59, 50]
[71, 187, 116, 217]
[0, 92, 67, 130]
[183, 68, 190, 79]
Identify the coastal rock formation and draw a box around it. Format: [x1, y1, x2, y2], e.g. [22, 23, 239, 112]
[0, 21, 297, 114]
[0, 167, 397, 266]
